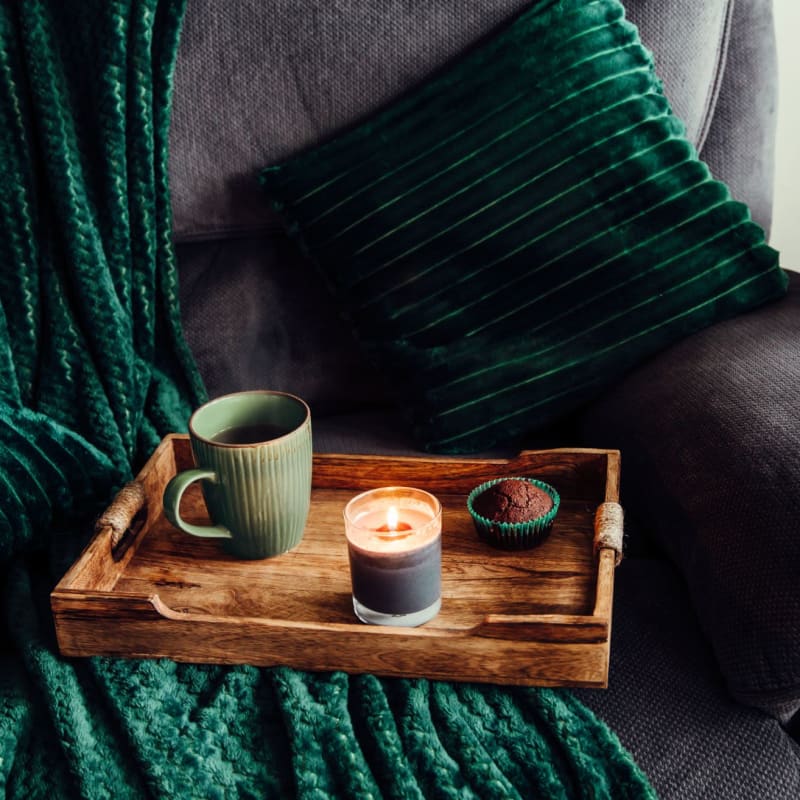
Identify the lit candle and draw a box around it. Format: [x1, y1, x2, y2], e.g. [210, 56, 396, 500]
[376, 506, 412, 533]
[344, 487, 442, 627]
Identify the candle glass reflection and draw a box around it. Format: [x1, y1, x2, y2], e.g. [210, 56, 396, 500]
[344, 486, 442, 627]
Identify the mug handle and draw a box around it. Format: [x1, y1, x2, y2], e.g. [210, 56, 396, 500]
[163, 469, 233, 540]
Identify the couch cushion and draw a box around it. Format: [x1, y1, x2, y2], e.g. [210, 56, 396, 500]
[259, 0, 786, 454]
[168, 0, 735, 242]
[577, 270, 800, 723]
[573, 558, 800, 799]
[176, 235, 388, 415]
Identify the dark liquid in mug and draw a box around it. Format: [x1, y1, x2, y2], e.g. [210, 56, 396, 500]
[211, 423, 287, 444]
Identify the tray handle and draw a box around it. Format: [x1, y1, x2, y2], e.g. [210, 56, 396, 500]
[95, 481, 147, 562]
[594, 502, 623, 565]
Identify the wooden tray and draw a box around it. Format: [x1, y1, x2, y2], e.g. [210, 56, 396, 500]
[51, 435, 623, 688]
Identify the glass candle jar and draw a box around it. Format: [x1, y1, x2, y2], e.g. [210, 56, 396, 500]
[343, 486, 442, 627]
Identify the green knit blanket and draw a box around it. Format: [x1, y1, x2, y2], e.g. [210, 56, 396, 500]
[0, 1, 656, 797]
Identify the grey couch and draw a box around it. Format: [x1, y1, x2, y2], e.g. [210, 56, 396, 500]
[169, 1, 800, 797]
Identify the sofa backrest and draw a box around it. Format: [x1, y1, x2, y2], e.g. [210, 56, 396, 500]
[168, 0, 739, 244]
[168, 0, 776, 416]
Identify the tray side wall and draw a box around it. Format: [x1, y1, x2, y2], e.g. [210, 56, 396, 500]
[51, 438, 617, 688]
[52, 593, 609, 688]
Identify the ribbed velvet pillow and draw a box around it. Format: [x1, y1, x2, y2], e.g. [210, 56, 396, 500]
[260, 0, 787, 453]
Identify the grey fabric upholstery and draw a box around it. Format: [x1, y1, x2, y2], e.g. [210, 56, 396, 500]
[695, 0, 778, 237]
[176, 235, 388, 415]
[624, 0, 733, 152]
[574, 558, 800, 799]
[311, 408, 575, 459]
[577, 271, 800, 723]
[173, 0, 780, 416]
[170, 1, 800, 796]
[169, 0, 749, 242]
[170, 0, 527, 241]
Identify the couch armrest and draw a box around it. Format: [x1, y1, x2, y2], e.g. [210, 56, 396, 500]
[578, 270, 800, 723]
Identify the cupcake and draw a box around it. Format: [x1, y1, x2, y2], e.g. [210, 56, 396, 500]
[467, 477, 560, 550]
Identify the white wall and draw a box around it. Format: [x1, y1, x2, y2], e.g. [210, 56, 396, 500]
[771, 0, 800, 269]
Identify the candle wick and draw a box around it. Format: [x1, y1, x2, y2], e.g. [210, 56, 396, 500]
[376, 521, 413, 533]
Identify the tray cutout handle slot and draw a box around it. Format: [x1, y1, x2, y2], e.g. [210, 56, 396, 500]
[95, 481, 148, 561]
[472, 614, 609, 643]
[594, 502, 623, 565]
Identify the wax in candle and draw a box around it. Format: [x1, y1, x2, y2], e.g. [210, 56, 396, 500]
[344, 488, 442, 625]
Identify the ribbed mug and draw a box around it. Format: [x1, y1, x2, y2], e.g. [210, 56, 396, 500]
[163, 391, 312, 559]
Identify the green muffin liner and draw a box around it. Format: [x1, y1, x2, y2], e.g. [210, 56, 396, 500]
[466, 477, 560, 550]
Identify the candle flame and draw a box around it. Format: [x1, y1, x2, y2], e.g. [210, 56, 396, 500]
[386, 506, 399, 531]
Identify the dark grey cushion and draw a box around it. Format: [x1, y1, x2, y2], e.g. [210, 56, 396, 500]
[176, 235, 388, 415]
[577, 270, 800, 722]
[574, 558, 800, 799]
[168, 0, 744, 242]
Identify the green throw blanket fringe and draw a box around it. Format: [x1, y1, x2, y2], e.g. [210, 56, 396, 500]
[0, 1, 656, 797]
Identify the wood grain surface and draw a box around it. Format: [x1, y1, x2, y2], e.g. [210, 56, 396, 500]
[51, 435, 621, 687]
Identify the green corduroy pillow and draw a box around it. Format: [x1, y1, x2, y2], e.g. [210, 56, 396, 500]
[260, 0, 787, 453]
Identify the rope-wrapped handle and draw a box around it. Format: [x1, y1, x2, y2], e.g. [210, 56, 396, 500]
[594, 501, 624, 566]
[95, 481, 147, 560]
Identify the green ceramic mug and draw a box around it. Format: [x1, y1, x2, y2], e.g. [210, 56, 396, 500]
[163, 390, 312, 559]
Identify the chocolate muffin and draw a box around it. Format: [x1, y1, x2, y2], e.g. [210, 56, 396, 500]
[467, 477, 560, 550]
[472, 479, 553, 524]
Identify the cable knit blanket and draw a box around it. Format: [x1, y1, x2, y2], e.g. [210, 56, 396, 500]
[0, 1, 656, 796]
